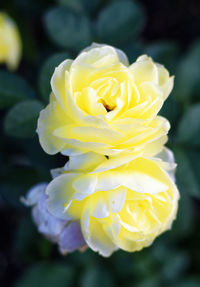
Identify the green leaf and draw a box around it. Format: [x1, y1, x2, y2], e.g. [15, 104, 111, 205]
[144, 41, 179, 71]
[81, 268, 115, 287]
[96, 0, 145, 46]
[159, 96, 180, 127]
[111, 251, 135, 277]
[171, 277, 200, 287]
[187, 150, 200, 193]
[38, 52, 70, 102]
[24, 137, 58, 174]
[0, 71, 34, 109]
[82, 0, 101, 14]
[121, 42, 144, 63]
[4, 100, 44, 138]
[168, 147, 198, 240]
[58, 0, 101, 14]
[174, 147, 200, 198]
[176, 104, 200, 146]
[175, 40, 200, 103]
[134, 276, 160, 287]
[58, 0, 83, 12]
[161, 251, 189, 281]
[132, 250, 156, 278]
[0, 165, 41, 208]
[171, 184, 195, 239]
[44, 7, 92, 51]
[151, 238, 172, 262]
[14, 216, 50, 261]
[14, 263, 74, 287]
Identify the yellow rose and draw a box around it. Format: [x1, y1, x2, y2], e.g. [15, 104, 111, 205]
[0, 12, 22, 70]
[38, 43, 173, 158]
[46, 148, 179, 256]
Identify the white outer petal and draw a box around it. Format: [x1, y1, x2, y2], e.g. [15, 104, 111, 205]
[108, 188, 127, 213]
[46, 173, 80, 220]
[50, 167, 66, 179]
[32, 194, 66, 242]
[81, 204, 117, 257]
[37, 101, 67, 155]
[51, 59, 73, 109]
[92, 195, 110, 218]
[65, 152, 105, 172]
[96, 171, 168, 194]
[93, 152, 139, 173]
[123, 172, 168, 194]
[21, 183, 48, 206]
[155, 147, 176, 181]
[72, 174, 97, 200]
[81, 42, 129, 66]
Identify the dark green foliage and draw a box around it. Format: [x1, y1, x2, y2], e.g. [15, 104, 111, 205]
[0, 71, 34, 108]
[14, 263, 75, 287]
[175, 41, 200, 104]
[177, 104, 200, 147]
[44, 7, 92, 51]
[144, 41, 179, 72]
[4, 100, 44, 138]
[80, 268, 115, 287]
[58, 0, 101, 14]
[1, 0, 200, 286]
[96, 0, 145, 46]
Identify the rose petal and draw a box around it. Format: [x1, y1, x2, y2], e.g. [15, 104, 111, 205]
[58, 221, 86, 254]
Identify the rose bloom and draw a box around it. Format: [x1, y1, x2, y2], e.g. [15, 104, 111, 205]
[46, 148, 179, 257]
[0, 13, 21, 70]
[22, 183, 86, 254]
[38, 44, 173, 159]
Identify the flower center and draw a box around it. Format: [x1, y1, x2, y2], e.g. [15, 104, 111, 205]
[91, 77, 119, 112]
[100, 99, 116, 112]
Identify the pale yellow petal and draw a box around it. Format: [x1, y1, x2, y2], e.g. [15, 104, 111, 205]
[130, 55, 158, 84]
[37, 95, 69, 154]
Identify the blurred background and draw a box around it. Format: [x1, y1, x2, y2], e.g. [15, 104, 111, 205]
[1, 0, 200, 286]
